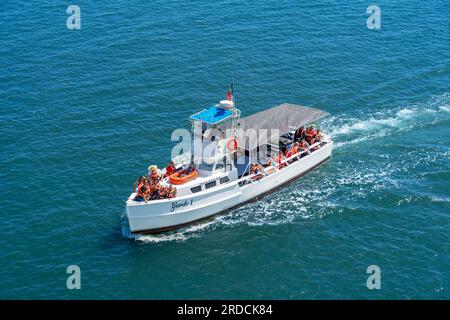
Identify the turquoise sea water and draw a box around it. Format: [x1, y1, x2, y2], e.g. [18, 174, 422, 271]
[1, 1, 449, 299]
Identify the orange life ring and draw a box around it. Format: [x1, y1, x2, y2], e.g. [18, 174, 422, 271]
[227, 137, 238, 151]
[169, 170, 198, 185]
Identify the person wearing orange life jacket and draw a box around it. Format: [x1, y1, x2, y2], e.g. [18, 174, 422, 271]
[275, 151, 287, 169]
[137, 179, 151, 202]
[305, 126, 316, 144]
[298, 139, 311, 156]
[285, 146, 295, 164]
[149, 166, 161, 184]
[133, 176, 145, 193]
[315, 129, 323, 142]
[285, 146, 293, 158]
[135, 180, 145, 202]
[291, 142, 300, 155]
[310, 127, 321, 150]
[158, 186, 169, 199]
[167, 185, 177, 198]
[288, 143, 301, 162]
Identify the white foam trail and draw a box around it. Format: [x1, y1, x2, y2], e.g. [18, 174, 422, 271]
[331, 117, 399, 136]
[430, 196, 450, 203]
[123, 219, 217, 243]
[323, 93, 450, 149]
[439, 105, 450, 113]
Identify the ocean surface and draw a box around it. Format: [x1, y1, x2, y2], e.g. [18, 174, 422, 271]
[0, 1, 449, 299]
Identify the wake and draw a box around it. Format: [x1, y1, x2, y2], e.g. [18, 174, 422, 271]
[322, 93, 450, 149]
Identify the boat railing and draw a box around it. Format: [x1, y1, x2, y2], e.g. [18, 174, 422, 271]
[237, 140, 326, 186]
[277, 140, 326, 166]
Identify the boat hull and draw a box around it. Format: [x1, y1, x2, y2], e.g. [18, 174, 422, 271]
[126, 142, 332, 234]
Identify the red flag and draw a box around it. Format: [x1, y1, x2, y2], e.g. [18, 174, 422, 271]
[226, 90, 232, 101]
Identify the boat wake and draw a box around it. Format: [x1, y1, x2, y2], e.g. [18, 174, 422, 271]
[121, 218, 217, 243]
[322, 93, 450, 149]
[125, 93, 449, 243]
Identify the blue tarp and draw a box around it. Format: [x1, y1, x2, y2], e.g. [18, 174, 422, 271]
[190, 107, 233, 124]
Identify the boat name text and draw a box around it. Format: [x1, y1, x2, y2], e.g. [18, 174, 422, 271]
[171, 199, 193, 212]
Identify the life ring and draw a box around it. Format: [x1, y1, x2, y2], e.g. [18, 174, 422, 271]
[227, 137, 238, 151]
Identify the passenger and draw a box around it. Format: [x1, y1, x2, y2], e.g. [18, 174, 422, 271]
[294, 126, 305, 141]
[149, 165, 162, 184]
[310, 126, 321, 149]
[164, 161, 177, 177]
[305, 126, 316, 144]
[136, 179, 151, 202]
[168, 185, 177, 198]
[291, 142, 300, 155]
[135, 183, 145, 202]
[299, 139, 311, 156]
[250, 163, 264, 180]
[315, 129, 323, 142]
[256, 163, 265, 179]
[182, 162, 197, 177]
[285, 146, 297, 164]
[285, 146, 292, 158]
[158, 186, 169, 199]
[133, 176, 145, 193]
[276, 151, 287, 169]
[150, 182, 161, 200]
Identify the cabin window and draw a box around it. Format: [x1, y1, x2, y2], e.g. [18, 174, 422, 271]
[215, 163, 224, 170]
[199, 163, 214, 172]
[219, 176, 230, 184]
[190, 185, 202, 193]
[205, 181, 217, 189]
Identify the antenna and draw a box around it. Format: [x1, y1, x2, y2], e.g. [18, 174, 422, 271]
[231, 78, 235, 107]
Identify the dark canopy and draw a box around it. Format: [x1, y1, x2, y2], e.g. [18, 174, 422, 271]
[238, 103, 329, 134]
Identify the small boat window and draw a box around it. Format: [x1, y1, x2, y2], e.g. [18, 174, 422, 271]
[205, 181, 217, 189]
[219, 176, 230, 184]
[199, 163, 214, 172]
[190, 185, 202, 193]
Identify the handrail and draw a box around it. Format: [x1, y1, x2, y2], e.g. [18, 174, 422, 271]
[274, 140, 323, 167]
[236, 140, 326, 185]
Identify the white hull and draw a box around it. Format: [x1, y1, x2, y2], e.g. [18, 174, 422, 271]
[126, 142, 332, 233]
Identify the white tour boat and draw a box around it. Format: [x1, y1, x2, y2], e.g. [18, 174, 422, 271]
[125, 94, 332, 234]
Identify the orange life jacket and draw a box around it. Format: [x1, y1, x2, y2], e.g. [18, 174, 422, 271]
[276, 154, 284, 163]
[286, 149, 293, 158]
